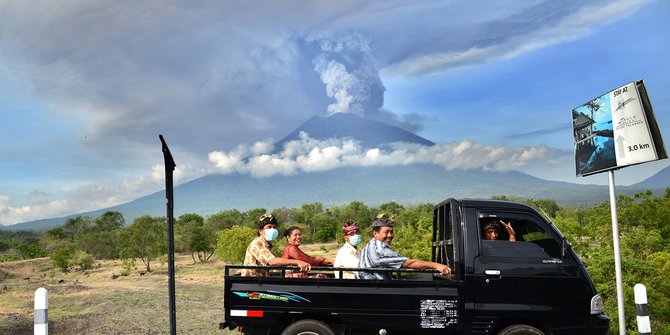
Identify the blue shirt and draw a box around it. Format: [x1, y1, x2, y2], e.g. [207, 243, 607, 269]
[356, 239, 408, 280]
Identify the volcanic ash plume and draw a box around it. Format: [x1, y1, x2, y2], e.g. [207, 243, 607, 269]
[310, 33, 385, 115]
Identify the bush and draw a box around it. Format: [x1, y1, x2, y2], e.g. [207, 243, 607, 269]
[216, 226, 257, 262]
[120, 258, 135, 276]
[72, 251, 95, 271]
[51, 247, 74, 271]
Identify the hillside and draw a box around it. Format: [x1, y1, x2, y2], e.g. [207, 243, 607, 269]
[273, 113, 434, 151]
[5, 113, 668, 231]
[5, 164, 660, 232]
[631, 165, 670, 189]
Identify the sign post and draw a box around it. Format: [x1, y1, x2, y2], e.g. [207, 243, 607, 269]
[160, 134, 177, 335]
[608, 170, 625, 334]
[572, 80, 666, 334]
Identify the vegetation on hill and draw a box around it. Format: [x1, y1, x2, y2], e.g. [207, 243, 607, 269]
[2, 190, 670, 334]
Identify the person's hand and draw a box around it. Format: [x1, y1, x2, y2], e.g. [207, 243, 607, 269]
[500, 220, 516, 241]
[435, 263, 452, 276]
[296, 261, 311, 272]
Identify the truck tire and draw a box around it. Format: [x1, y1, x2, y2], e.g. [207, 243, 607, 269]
[498, 324, 544, 335]
[281, 319, 335, 335]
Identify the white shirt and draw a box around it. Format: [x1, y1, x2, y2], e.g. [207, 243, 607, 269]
[334, 242, 360, 279]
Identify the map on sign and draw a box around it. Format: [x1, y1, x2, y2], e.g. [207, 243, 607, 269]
[572, 80, 666, 177]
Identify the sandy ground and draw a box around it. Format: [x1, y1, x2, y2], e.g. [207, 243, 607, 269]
[0, 242, 340, 335]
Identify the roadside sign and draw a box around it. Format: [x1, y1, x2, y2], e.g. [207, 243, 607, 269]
[572, 80, 666, 176]
[571, 80, 666, 335]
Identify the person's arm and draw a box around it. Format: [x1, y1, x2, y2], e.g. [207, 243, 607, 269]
[286, 245, 326, 266]
[401, 258, 451, 275]
[268, 257, 311, 272]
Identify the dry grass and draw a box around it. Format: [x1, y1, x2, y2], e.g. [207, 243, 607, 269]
[0, 241, 344, 334]
[0, 243, 340, 335]
[0, 254, 237, 334]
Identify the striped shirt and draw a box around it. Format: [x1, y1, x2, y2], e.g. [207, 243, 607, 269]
[357, 239, 408, 280]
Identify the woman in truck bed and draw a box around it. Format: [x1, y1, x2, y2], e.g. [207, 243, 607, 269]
[282, 226, 333, 278]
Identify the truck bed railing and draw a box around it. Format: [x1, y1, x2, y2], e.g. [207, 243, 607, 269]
[223, 264, 453, 280]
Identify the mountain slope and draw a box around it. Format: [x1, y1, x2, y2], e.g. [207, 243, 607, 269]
[631, 165, 670, 189]
[6, 113, 668, 232]
[4, 164, 655, 232]
[273, 113, 434, 150]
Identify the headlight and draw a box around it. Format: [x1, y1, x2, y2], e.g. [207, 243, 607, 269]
[591, 294, 604, 314]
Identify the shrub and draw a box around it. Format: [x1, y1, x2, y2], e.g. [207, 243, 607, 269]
[120, 258, 135, 276]
[72, 251, 95, 271]
[216, 226, 257, 262]
[50, 247, 74, 271]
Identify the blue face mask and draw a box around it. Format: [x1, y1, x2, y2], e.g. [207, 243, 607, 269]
[349, 234, 362, 247]
[264, 228, 279, 242]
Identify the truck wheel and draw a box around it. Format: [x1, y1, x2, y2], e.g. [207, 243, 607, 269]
[281, 319, 335, 335]
[498, 324, 544, 335]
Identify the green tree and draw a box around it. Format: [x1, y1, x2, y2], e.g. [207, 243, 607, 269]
[313, 213, 338, 242]
[118, 215, 167, 272]
[61, 216, 94, 239]
[51, 247, 74, 271]
[293, 202, 324, 240]
[330, 201, 374, 235]
[566, 190, 670, 333]
[242, 208, 268, 229]
[378, 201, 405, 217]
[177, 213, 204, 226]
[526, 199, 560, 218]
[216, 226, 257, 263]
[392, 204, 434, 260]
[205, 209, 244, 231]
[71, 250, 96, 271]
[190, 224, 216, 263]
[15, 242, 45, 259]
[175, 213, 206, 256]
[95, 211, 125, 232]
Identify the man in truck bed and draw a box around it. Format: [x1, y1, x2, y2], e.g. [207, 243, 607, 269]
[240, 214, 311, 277]
[357, 213, 451, 279]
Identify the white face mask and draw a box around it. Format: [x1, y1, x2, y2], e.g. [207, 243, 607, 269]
[264, 228, 279, 242]
[348, 234, 362, 247]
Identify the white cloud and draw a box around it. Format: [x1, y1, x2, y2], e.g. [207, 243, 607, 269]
[0, 158, 208, 226]
[207, 133, 564, 177]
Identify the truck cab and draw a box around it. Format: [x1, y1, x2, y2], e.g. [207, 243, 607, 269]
[433, 199, 609, 334]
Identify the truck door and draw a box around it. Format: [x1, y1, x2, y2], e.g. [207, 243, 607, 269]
[471, 210, 592, 332]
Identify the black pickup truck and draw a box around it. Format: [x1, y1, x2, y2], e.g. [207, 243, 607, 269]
[220, 198, 610, 335]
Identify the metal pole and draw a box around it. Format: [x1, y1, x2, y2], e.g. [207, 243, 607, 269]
[160, 134, 177, 335]
[608, 170, 626, 335]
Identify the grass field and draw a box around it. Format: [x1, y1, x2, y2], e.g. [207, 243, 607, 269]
[0, 242, 340, 334]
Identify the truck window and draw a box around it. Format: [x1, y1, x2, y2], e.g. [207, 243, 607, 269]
[432, 201, 456, 273]
[478, 216, 562, 259]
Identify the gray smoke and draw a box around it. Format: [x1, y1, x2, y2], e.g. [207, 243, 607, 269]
[310, 33, 385, 115]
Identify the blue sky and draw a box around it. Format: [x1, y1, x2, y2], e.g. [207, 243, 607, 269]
[1, 0, 668, 225]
